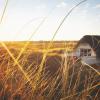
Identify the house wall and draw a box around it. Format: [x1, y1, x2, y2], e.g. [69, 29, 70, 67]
[75, 43, 96, 57]
[81, 56, 97, 64]
[75, 43, 98, 65]
[64, 43, 98, 65]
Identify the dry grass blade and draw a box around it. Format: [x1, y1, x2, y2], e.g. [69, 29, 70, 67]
[60, 82, 100, 100]
[82, 61, 100, 76]
[37, 0, 89, 85]
[0, 0, 99, 100]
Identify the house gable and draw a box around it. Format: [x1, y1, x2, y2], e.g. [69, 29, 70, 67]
[76, 43, 96, 57]
[75, 35, 100, 65]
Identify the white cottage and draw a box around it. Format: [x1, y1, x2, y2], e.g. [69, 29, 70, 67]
[74, 35, 100, 65]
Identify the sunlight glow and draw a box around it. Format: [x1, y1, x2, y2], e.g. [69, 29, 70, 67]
[0, 0, 100, 41]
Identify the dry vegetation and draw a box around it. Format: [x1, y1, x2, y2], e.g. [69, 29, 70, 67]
[0, 42, 99, 100]
[0, 0, 100, 100]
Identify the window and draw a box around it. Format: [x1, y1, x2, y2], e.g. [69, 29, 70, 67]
[80, 49, 91, 57]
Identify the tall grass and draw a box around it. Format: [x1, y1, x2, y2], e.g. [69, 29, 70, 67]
[0, 0, 100, 100]
[0, 45, 99, 100]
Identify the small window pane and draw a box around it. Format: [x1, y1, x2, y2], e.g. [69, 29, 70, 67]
[80, 48, 91, 57]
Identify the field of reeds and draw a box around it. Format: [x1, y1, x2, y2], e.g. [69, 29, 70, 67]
[0, 41, 99, 100]
[0, 0, 100, 99]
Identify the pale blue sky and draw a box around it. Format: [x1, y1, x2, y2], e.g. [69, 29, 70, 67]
[0, 0, 100, 41]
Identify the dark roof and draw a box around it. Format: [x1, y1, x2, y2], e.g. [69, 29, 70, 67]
[76, 35, 100, 58]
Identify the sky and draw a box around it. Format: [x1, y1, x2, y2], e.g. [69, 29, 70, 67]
[0, 0, 100, 41]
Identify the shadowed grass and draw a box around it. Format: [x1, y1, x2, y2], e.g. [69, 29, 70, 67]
[0, 0, 100, 100]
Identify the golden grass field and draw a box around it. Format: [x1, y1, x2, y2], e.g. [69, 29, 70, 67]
[0, 41, 99, 100]
[0, 0, 99, 99]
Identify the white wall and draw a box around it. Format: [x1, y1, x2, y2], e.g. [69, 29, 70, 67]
[76, 43, 96, 57]
[82, 56, 97, 64]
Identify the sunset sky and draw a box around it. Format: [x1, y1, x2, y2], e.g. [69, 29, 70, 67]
[0, 0, 100, 41]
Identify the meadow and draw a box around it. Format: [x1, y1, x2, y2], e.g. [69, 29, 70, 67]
[0, 0, 100, 99]
[0, 41, 99, 100]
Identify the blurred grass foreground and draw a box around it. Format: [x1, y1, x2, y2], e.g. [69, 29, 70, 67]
[0, 41, 99, 100]
[0, 0, 100, 99]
